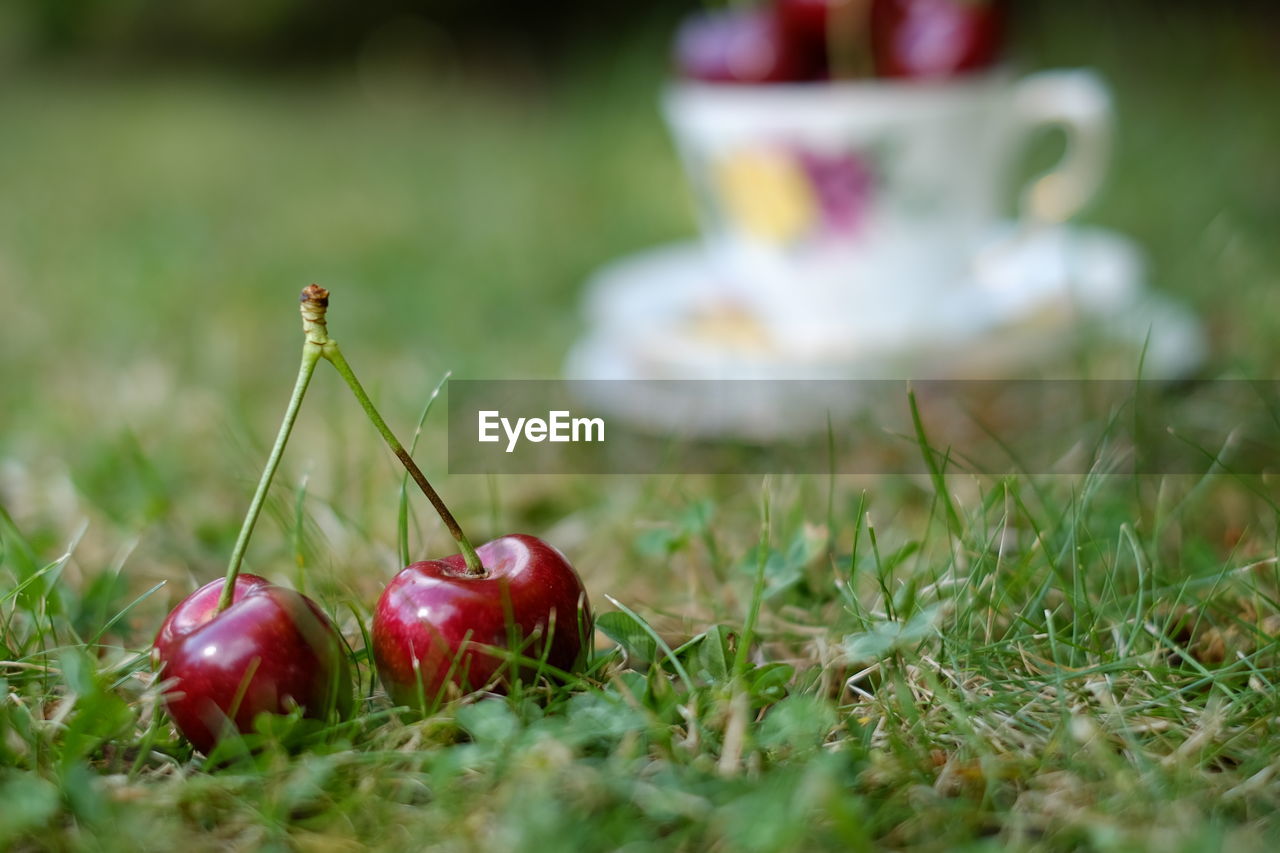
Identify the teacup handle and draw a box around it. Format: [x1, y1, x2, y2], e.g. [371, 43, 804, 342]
[1012, 69, 1112, 225]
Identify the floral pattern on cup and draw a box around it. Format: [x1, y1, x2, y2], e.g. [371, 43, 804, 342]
[712, 148, 817, 244]
[798, 149, 877, 236]
[712, 145, 879, 246]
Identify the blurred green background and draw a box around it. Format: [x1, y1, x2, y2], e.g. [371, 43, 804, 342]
[0, 0, 1277, 601]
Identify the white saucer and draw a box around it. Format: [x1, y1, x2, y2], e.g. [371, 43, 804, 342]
[566, 225, 1205, 383]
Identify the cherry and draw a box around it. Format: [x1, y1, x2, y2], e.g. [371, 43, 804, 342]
[870, 0, 1004, 79]
[153, 574, 353, 755]
[371, 535, 591, 708]
[153, 287, 352, 754]
[776, 0, 837, 46]
[775, 0, 879, 79]
[674, 7, 825, 84]
[281, 286, 593, 711]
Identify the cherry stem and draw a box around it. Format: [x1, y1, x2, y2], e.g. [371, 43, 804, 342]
[298, 285, 485, 577]
[217, 337, 323, 613]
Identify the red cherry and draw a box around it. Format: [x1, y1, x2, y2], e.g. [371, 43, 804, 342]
[871, 0, 1004, 79]
[371, 534, 592, 709]
[153, 574, 353, 754]
[674, 7, 825, 84]
[776, 0, 841, 46]
[776, 0, 883, 80]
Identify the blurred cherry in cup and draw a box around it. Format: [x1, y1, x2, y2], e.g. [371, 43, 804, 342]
[871, 0, 1005, 79]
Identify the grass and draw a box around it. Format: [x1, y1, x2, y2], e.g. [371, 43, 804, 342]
[3, 4, 1280, 850]
[6, 455, 1280, 850]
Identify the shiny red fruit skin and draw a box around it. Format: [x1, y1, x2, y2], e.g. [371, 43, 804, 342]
[153, 574, 353, 754]
[371, 534, 592, 709]
[674, 7, 825, 84]
[776, 0, 840, 46]
[871, 0, 1004, 79]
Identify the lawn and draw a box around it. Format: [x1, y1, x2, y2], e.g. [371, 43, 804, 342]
[2, 4, 1280, 850]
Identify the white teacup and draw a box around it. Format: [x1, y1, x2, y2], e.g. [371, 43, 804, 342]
[662, 69, 1112, 337]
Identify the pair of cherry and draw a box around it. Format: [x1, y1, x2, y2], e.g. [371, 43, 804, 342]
[675, 0, 1005, 84]
[151, 287, 591, 755]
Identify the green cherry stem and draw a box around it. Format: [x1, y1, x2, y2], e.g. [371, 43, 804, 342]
[298, 285, 485, 577]
[217, 305, 325, 612]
